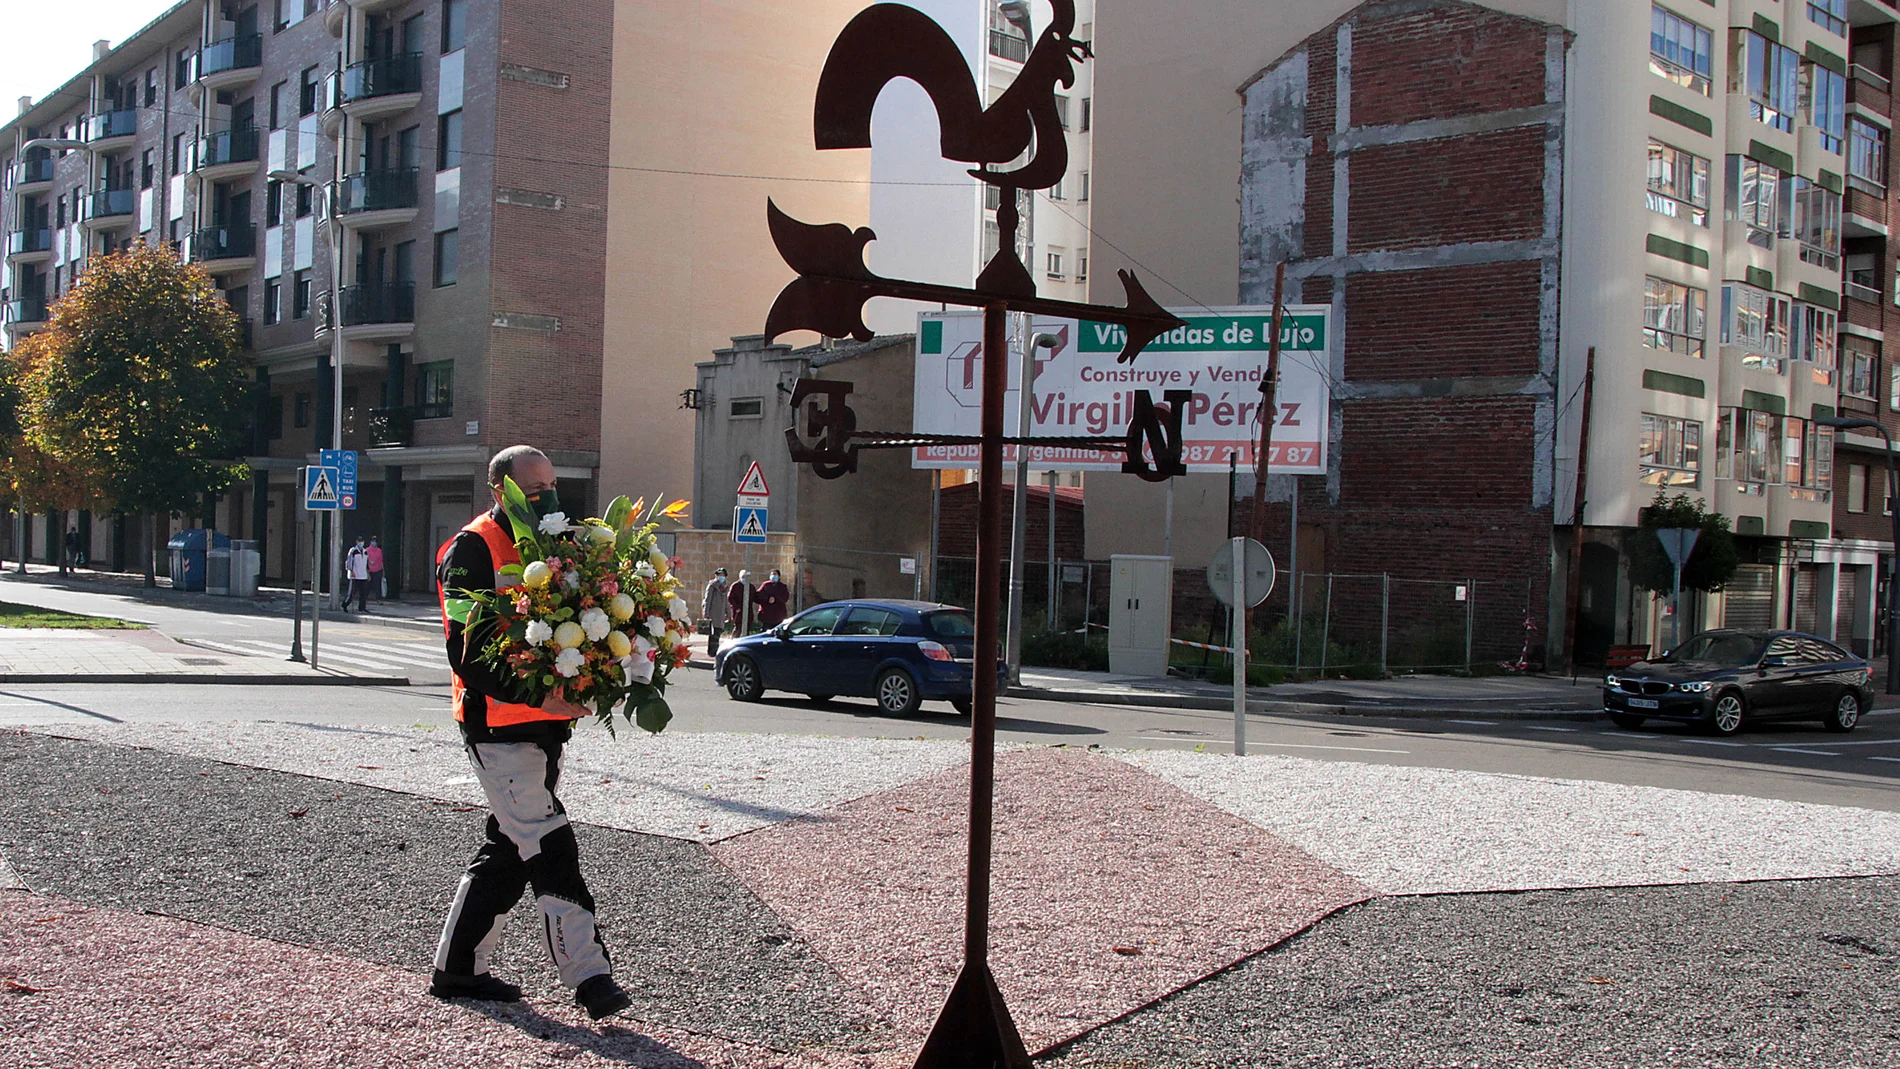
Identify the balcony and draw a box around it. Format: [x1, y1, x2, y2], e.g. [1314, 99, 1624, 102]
[348, 0, 406, 12]
[186, 222, 257, 275]
[193, 33, 263, 96]
[83, 188, 137, 229]
[2, 298, 48, 334]
[367, 405, 415, 446]
[5, 228, 53, 265]
[324, 0, 347, 35]
[85, 109, 139, 151]
[332, 168, 418, 229]
[989, 29, 1028, 63]
[338, 54, 423, 121]
[193, 125, 261, 182]
[1848, 0, 1900, 29]
[11, 157, 54, 191]
[338, 281, 415, 341]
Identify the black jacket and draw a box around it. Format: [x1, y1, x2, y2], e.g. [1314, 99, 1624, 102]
[437, 506, 571, 744]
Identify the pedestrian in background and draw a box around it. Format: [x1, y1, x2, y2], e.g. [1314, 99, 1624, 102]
[62, 527, 80, 576]
[756, 568, 790, 630]
[726, 569, 755, 636]
[367, 537, 386, 600]
[345, 538, 371, 612]
[702, 567, 731, 657]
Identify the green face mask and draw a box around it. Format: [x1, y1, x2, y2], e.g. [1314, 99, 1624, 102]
[525, 488, 563, 520]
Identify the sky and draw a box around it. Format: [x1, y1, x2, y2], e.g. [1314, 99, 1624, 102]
[0, 0, 178, 122]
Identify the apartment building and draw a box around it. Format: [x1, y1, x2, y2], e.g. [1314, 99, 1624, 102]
[858, 0, 1096, 336]
[1, 0, 867, 593]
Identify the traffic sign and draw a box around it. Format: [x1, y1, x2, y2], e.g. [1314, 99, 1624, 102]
[321, 449, 358, 509]
[735, 461, 770, 507]
[1207, 538, 1275, 608]
[733, 505, 768, 544]
[1656, 527, 1699, 566]
[303, 465, 341, 510]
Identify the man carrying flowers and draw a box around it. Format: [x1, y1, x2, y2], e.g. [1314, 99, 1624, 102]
[429, 444, 633, 1021]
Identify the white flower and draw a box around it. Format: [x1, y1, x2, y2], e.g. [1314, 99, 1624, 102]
[554, 647, 585, 678]
[634, 560, 657, 579]
[668, 596, 691, 622]
[524, 620, 554, 646]
[521, 560, 553, 589]
[537, 511, 571, 535]
[644, 614, 667, 638]
[561, 569, 581, 592]
[607, 593, 637, 621]
[620, 653, 654, 684]
[580, 608, 612, 642]
[585, 523, 617, 545]
[553, 621, 587, 649]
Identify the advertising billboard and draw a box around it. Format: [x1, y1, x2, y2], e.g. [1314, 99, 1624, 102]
[911, 306, 1331, 473]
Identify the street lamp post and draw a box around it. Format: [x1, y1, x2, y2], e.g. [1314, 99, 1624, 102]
[1005, 332, 1060, 683]
[269, 169, 346, 611]
[1816, 414, 1900, 694]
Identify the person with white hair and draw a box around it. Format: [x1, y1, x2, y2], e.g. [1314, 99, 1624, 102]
[726, 568, 756, 636]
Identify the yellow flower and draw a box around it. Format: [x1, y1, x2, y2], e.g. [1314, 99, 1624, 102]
[607, 630, 633, 659]
[522, 560, 553, 589]
[607, 593, 637, 621]
[553, 621, 587, 649]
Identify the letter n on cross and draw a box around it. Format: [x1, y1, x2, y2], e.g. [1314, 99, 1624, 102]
[1121, 389, 1190, 482]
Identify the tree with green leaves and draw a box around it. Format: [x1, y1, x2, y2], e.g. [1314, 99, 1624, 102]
[1628, 490, 1740, 594]
[21, 246, 250, 586]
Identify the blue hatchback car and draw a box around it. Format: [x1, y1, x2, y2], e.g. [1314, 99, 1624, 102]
[713, 600, 994, 715]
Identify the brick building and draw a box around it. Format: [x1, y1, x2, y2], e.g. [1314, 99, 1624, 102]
[1237, 0, 1569, 664]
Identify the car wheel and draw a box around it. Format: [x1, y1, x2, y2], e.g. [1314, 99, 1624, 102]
[805, 694, 834, 705]
[1823, 690, 1863, 733]
[724, 656, 763, 702]
[1608, 713, 1646, 730]
[1708, 691, 1746, 736]
[950, 697, 972, 716]
[875, 668, 922, 716]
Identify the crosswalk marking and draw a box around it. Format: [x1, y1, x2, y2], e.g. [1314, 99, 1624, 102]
[227, 638, 439, 674]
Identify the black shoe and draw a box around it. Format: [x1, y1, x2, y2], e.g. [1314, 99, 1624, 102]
[575, 974, 632, 1020]
[428, 969, 523, 1002]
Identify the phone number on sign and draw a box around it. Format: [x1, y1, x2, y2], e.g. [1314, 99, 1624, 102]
[1175, 442, 1322, 465]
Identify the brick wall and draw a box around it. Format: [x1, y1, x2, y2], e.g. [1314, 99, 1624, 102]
[672, 529, 797, 618]
[1350, 5, 1550, 127]
[1347, 127, 1546, 253]
[1345, 261, 1543, 380]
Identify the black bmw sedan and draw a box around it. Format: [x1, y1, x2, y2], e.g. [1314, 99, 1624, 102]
[1602, 629, 1873, 736]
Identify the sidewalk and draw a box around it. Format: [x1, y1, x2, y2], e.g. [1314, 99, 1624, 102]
[1010, 665, 1608, 719]
[0, 562, 442, 628]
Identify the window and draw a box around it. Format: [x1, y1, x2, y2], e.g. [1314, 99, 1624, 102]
[437, 110, 462, 170]
[1647, 140, 1710, 226]
[263, 278, 280, 325]
[295, 182, 312, 218]
[417, 361, 453, 417]
[1714, 409, 1829, 488]
[1849, 463, 1869, 512]
[1644, 276, 1707, 357]
[1046, 250, 1064, 279]
[293, 269, 311, 319]
[1079, 170, 1089, 202]
[1785, 176, 1841, 269]
[433, 228, 458, 287]
[1791, 303, 1836, 383]
[729, 397, 764, 418]
[1721, 283, 1790, 368]
[171, 133, 185, 176]
[1732, 29, 1799, 132]
[294, 391, 311, 428]
[1054, 95, 1070, 131]
[55, 196, 65, 229]
[299, 66, 319, 116]
[398, 125, 420, 170]
[141, 149, 154, 189]
[1849, 118, 1887, 189]
[442, 0, 467, 53]
[1725, 155, 1784, 248]
[1050, 177, 1064, 201]
[1810, 0, 1848, 37]
[175, 52, 190, 90]
[1078, 249, 1087, 282]
[266, 180, 282, 226]
[1651, 6, 1713, 95]
[269, 81, 286, 129]
[1080, 97, 1091, 132]
[1845, 346, 1878, 399]
[1802, 61, 1847, 153]
[144, 69, 157, 107]
[840, 607, 903, 636]
[786, 606, 844, 637]
[1639, 413, 1702, 487]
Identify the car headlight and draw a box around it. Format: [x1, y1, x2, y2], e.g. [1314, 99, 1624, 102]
[1603, 675, 1621, 688]
[1675, 681, 1712, 693]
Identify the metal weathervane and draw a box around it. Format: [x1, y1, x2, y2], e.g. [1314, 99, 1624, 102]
[763, 2, 1187, 1064]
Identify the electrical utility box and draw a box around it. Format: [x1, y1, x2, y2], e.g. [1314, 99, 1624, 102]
[1109, 555, 1173, 677]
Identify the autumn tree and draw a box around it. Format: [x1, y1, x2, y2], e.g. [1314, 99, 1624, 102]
[22, 246, 250, 586]
[0, 350, 104, 572]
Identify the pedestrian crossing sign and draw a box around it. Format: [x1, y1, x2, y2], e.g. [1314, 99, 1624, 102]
[733, 505, 768, 544]
[304, 465, 341, 510]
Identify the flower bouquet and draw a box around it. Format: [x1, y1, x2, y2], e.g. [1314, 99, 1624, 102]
[463, 478, 694, 734]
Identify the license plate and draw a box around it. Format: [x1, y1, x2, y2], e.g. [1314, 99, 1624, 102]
[1628, 698, 1660, 709]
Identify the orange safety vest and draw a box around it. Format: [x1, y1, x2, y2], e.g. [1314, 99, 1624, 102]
[437, 511, 571, 728]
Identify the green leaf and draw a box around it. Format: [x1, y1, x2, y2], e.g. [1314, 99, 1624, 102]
[497, 563, 525, 580]
[500, 476, 542, 547]
[634, 695, 673, 734]
[604, 495, 633, 531]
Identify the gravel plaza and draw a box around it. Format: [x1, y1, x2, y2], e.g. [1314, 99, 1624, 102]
[1, 720, 1897, 1067]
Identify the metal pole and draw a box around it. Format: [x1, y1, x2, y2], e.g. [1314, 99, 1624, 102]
[1671, 564, 1684, 651]
[310, 511, 322, 670]
[1005, 331, 1034, 684]
[1162, 478, 1174, 560]
[1232, 536, 1247, 756]
[1318, 573, 1333, 677]
[1464, 578, 1475, 673]
[1881, 425, 1900, 694]
[1380, 572, 1389, 676]
[928, 469, 941, 603]
[1288, 475, 1299, 636]
[1046, 471, 1057, 627]
[1563, 348, 1596, 669]
[289, 491, 306, 662]
[1246, 263, 1287, 661]
[1293, 571, 1304, 676]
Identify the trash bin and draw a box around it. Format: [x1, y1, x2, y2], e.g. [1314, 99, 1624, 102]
[206, 546, 232, 595]
[166, 530, 232, 592]
[229, 539, 260, 598]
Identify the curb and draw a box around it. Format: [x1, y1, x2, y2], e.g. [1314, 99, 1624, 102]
[0, 673, 411, 686]
[1005, 685, 1603, 721]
